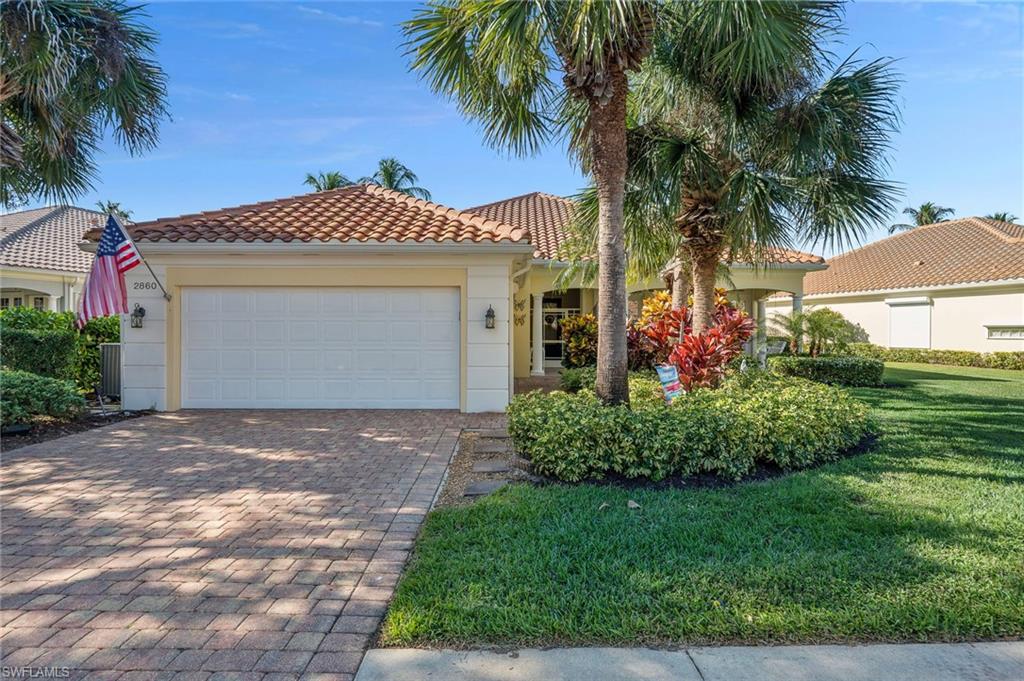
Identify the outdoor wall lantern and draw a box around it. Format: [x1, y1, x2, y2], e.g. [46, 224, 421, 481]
[130, 303, 146, 328]
[485, 305, 496, 329]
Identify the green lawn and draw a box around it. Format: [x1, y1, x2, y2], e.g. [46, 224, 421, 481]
[381, 364, 1024, 647]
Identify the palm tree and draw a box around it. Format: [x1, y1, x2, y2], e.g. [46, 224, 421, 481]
[563, 3, 901, 332]
[1, 0, 168, 207]
[359, 158, 431, 201]
[403, 1, 660, 405]
[985, 212, 1018, 223]
[770, 311, 806, 355]
[96, 200, 132, 221]
[303, 171, 353, 192]
[889, 202, 954, 233]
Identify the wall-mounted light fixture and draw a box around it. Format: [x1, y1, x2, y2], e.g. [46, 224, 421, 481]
[130, 303, 146, 328]
[485, 305, 496, 329]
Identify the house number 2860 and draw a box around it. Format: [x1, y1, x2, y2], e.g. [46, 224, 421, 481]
[133, 281, 158, 290]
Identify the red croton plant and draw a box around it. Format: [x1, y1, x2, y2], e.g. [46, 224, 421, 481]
[635, 291, 755, 391]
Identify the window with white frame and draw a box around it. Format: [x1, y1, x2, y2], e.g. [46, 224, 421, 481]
[12, 297, 22, 307]
[33, 297, 45, 310]
[886, 297, 931, 348]
[986, 325, 1024, 340]
[0, 298, 8, 309]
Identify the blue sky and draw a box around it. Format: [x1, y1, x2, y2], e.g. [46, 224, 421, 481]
[50, 1, 1024, 254]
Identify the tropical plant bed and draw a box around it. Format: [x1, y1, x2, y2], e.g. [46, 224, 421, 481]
[1, 408, 151, 452]
[380, 364, 1024, 646]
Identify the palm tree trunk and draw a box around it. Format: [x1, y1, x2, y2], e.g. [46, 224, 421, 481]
[670, 245, 691, 310]
[590, 69, 630, 406]
[689, 244, 720, 333]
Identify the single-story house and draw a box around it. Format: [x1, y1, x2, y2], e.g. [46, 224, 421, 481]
[766, 217, 1024, 352]
[92, 185, 825, 412]
[1, 205, 101, 311]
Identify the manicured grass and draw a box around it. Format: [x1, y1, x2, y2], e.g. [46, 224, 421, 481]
[381, 364, 1024, 646]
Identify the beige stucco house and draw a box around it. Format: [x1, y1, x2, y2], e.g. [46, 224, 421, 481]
[1, 206, 100, 311]
[766, 217, 1024, 352]
[93, 186, 825, 413]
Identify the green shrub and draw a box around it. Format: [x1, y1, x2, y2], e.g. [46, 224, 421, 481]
[0, 328, 77, 379]
[0, 308, 119, 390]
[848, 343, 1024, 371]
[560, 314, 597, 368]
[559, 367, 660, 399]
[509, 373, 871, 482]
[1, 369, 86, 427]
[769, 355, 884, 387]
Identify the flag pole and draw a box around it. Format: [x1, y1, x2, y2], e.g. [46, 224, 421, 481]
[110, 213, 172, 302]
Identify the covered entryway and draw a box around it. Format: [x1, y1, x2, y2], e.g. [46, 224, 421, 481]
[181, 287, 460, 409]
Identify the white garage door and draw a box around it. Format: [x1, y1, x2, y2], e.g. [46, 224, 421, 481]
[181, 287, 460, 409]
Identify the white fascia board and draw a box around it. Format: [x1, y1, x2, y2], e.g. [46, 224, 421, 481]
[727, 262, 829, 272]
[0, 265, 87, 280]
[884, 296, 932, 306]
[803, 278, 1024, 301]
[79, 240, 535, 256]
[538, 257, 828, 273]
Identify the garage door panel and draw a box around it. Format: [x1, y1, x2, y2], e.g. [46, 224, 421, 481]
[187, 320, 219, 346]
[252, 291, 286, 316]
[289, 321, 318, 343]
[221, 320, 251, 344]
[221, 350, 252, 372]
[182, 287, 459, 409]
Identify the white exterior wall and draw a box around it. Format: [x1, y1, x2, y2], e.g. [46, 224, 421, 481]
[0, 270, 84, 311]
[121, 264, 168, 410]
[767, 283, 1024, 352]
[466, 265, 511, 412]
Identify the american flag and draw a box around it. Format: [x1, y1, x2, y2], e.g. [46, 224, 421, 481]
[77, 215, 143, 328]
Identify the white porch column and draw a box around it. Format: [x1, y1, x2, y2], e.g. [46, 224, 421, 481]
[756, 297, 768, 367]
[531, 293, 546, 376]
[792, 293, 804, 353]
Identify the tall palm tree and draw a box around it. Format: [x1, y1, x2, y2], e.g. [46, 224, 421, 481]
[96, 200, 132, 221]
[889, 202, 954, 233]
[985, 211, 1018, 223]
[1, 0, 168, 207]
[563, 2, 901, 332]
[359, 158, 431, 200]
[404, 0, 660, 405]
[303, 171, 354, 192]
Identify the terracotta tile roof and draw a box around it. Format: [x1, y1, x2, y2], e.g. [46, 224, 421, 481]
[94, 185, 528, 246]
[466, 192, 574, 260]
[1, 206, 101, 273]
[802, 217, 1024, 296]
[465, 191, 826, 265]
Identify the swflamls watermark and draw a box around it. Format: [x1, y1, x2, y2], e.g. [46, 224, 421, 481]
[1, 668, 71, 679]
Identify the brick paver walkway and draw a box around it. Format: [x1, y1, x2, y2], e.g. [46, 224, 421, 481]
[1, 410, 503, 680]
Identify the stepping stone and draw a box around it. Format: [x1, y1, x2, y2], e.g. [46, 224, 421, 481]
[478, 429, 510, 439]
[473, 459, 511, 474]
[464, 480, 508, 497]
[475, 440, 508, 454]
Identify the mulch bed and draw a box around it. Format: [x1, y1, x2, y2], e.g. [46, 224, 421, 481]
[1, 409, 152, 452]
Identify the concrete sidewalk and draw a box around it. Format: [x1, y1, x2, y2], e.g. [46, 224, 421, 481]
[355, 642, 1023, 681]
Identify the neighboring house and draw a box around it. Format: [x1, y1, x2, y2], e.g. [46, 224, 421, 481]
[767, 217, 1024, 352]
[1, 205, 102, 312]
[90, 186, 825, 413]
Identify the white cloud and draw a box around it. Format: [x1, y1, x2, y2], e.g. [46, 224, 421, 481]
[296, 5, 383, 28]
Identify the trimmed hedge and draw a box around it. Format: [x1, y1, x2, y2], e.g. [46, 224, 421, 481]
[0, 328, 77, 379]
[1, 369, 86, 427]
[847, 343, 1024, 371]
[509, 373, 871, 482]
[769, 355, 884, 387]
[0, 308, 120, 390]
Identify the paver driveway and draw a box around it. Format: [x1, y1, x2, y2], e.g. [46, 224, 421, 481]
[1, 410, 502, 680]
